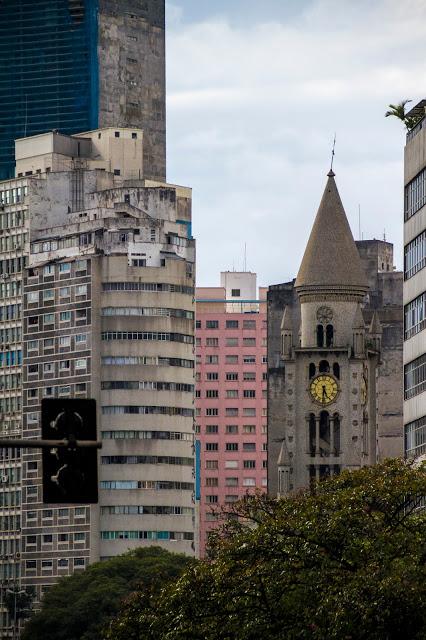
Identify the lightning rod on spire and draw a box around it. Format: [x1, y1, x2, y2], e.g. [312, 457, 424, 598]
[330, 133, 336, 173]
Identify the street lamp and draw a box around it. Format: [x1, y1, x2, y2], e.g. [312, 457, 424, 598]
[5, 587, 26, 640]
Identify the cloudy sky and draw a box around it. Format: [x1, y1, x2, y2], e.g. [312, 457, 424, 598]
[165, 0, 426, 287]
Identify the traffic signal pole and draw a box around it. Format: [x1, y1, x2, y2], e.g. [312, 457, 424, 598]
[0, 439, 102, 449]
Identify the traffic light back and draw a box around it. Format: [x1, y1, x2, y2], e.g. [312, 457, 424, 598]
[41, 398, 98, 504]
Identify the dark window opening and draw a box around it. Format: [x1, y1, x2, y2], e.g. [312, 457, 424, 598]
[333, 413, 340, 455]
[309, 413, 316, 456]
[316, 324, 324, 347]
[309, 363, 316, 378]
[319, 360, 329, 373]
[333, 363, 340, 379]
[326, 324, 334, 347]
[319, 411, 330, 456]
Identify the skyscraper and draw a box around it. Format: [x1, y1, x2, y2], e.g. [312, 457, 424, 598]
[403, 99, 426, 460]
[195, 272, 267, 556]
[0, 0, 166, 182]
[0, 127, 195, 634]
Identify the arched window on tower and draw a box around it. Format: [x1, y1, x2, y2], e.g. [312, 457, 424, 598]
[333, 413, 340, 455]
[316, 324, 324, 347]
[309, 363, 316, 378]
[333, 363, 340, 379]
[309, 413, 316, 456]
[319, 360, 329, 373]
[326, 324, 334, 347]
[319, 410, 330, 456]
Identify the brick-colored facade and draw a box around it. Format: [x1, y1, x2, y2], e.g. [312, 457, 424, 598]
[195, 273, 267, 556]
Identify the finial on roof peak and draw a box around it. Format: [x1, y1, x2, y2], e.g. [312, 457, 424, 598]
[329, 133, 336, 175]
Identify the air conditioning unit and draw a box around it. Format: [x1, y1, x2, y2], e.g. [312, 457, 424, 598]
[1, 475, 8, 483]
[15, 552, 20, 559]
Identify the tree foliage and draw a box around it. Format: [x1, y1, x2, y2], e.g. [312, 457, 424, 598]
[21, 546, 192, 640]
[385, 99, 422, 130]
[107, 460, 426, 640]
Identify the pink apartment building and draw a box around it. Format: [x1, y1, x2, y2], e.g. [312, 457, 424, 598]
[195, 272, 267, 556]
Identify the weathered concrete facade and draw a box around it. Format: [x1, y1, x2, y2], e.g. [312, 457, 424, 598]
[0, 128, 195, 621]
[98, 0, 166, 183]
[267, 173, 402, 497]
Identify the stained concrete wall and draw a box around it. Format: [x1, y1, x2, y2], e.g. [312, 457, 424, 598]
[98, 1, 166, 183]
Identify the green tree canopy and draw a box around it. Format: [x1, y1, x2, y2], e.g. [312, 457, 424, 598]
[107, 460, 426, 640]
[21, 546, 192, 640]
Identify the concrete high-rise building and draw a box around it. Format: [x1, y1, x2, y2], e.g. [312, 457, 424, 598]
[268, 171, 403, 496]
[403, 99, 426, 460]
[0, 0, 166, 182]
[0, 127, 195, 634]
[195, 273, 267, 556]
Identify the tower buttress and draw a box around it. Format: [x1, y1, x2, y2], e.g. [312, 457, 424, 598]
[280, 306, 293, 358]
[352, 304, 366, 358]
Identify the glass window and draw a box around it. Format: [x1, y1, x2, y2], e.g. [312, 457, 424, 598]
[59, 262, 71, 273]
[59, 336, 71, 347]
[43, 289, 54, 300]
[206, 320, 219, 329]
[27, 291, 38, 304]
[76, 284, 87, 296]
[75, 259, 87, 271]
[43, 264, 54, 276]
[75, 358, 87, 369]
[59, 287, 70, 297]
[205, 425, 218, 434]
[44, 313, 54, 325]
[225, 425, 238, 434]
[60, 311, 71, 322]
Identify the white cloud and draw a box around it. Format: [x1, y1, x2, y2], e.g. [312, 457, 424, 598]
[166, 0, 426, 286]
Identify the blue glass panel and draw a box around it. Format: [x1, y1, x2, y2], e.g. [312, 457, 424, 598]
[0, 0, 99, 179]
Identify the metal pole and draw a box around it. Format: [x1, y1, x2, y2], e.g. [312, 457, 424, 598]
[13, 589, 16, 640]
[0, 439, 102, 449]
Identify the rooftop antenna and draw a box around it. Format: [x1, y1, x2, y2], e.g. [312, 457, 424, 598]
[329, 133, 336, 174]
[243, 243, 247, 272]
[358, 204, 361, 241]
[383, 228, 386, 242]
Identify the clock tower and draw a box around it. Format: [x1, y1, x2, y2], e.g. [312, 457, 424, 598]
[269, 170, 381, 496]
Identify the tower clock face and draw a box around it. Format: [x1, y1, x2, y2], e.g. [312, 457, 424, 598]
[310, 375, 338, 406]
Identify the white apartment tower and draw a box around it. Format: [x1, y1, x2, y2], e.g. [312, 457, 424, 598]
[403, 100, 426, 460]
[0, 128, 196, 627]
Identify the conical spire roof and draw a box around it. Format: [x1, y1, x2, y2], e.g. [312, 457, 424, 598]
[352, 304, 365, 330]
[295, 172, 368, 294]
[280, 306, 292, 331]
[369, 310, 382, 334]
[277, 438, 291, 467]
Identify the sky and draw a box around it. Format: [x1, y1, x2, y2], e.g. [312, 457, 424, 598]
[165, 0, 426, 287]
